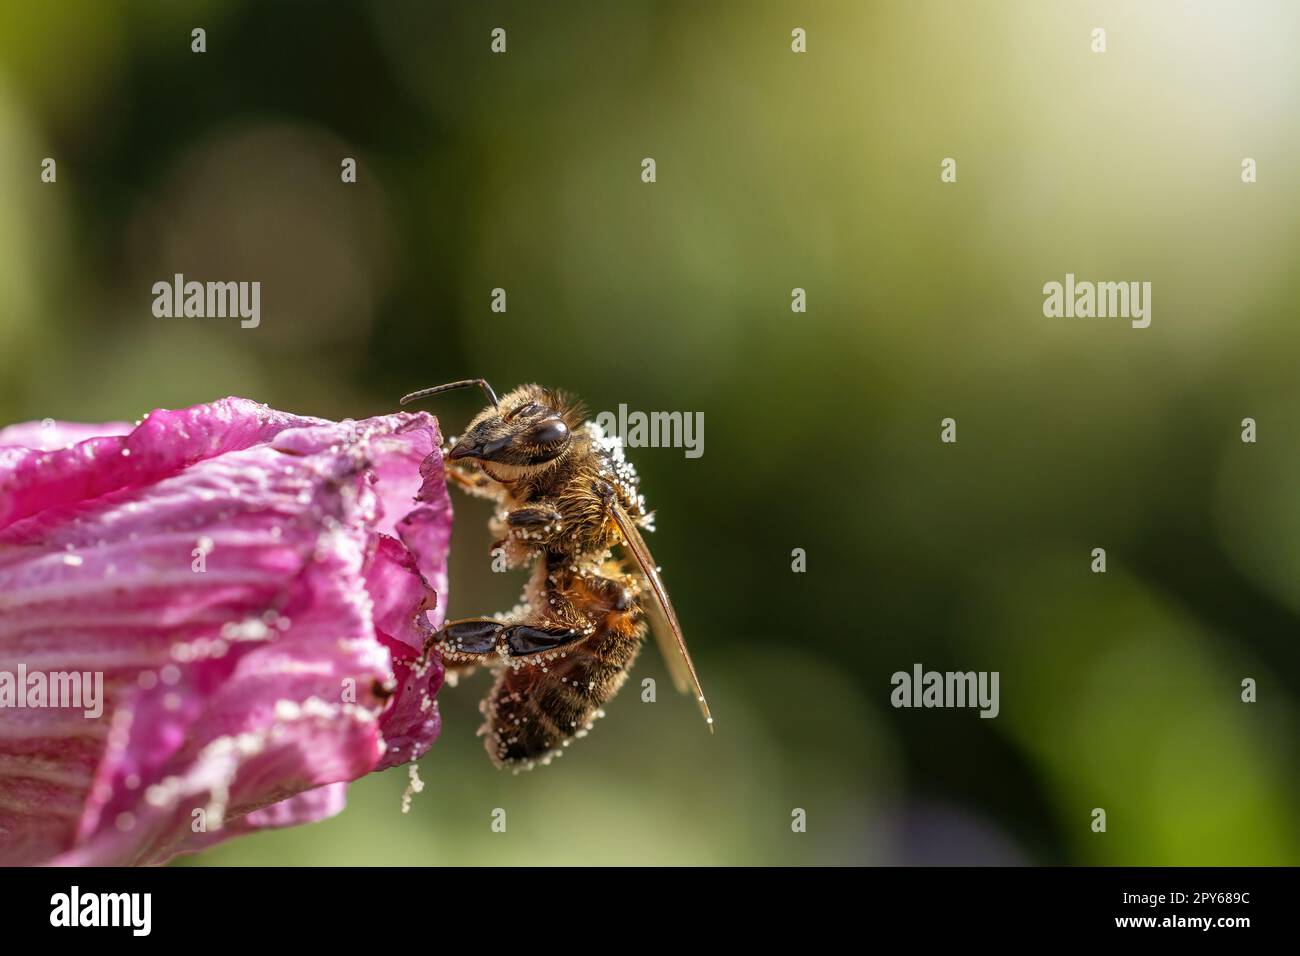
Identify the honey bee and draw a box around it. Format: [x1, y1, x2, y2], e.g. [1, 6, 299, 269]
[400, 379, 712, 770]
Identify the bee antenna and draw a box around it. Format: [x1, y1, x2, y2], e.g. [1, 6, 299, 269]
[400, 379, 500, 409]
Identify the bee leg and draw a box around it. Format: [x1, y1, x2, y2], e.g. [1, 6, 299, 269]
[506, 506, 562, 528]
[426, 618, 585, 665]
[502, 624, 584, 656]
[583, 574, 634, 612]
[592, 480, 616, 521]
[444, 460, 502, 500]
[429, 618, 506, 664]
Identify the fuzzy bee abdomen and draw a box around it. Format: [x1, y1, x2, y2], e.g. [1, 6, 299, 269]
[481, 614, 645, 769]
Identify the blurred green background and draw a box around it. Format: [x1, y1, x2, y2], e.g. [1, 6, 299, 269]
[1, 0, 1297, 865]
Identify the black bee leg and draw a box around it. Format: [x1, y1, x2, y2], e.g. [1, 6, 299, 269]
[506, 506, 562, 528]
[426, 618, 506, 664]
[584, 575, 634, 612]
[502, 624, 584, 656]
[593, 480, 616, 522]
[426, 618, 585, 664]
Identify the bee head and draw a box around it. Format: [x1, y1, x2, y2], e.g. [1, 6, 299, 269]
[400, 379, 577, 478]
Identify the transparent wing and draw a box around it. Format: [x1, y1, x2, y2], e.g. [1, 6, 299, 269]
[610, 503, 713, 731]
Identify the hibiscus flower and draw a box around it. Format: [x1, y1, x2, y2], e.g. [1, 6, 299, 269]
[0, 398, 450, 865]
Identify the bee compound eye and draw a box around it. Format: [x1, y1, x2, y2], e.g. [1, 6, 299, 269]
[528, 418, 569, 445]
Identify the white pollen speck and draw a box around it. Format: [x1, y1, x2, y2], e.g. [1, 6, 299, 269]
[275, 700, 302, 720]
[401, 763, 425, 814]
[62, 554, 83, 567]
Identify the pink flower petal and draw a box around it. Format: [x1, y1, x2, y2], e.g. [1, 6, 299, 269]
[0, 399, 450, 865]
[168, 782, 350, 859]
[0, 397, 323, 531]
[0, 420, 133, 451]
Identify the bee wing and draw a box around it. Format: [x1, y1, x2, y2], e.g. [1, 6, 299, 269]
[610, 503, 713, 731]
